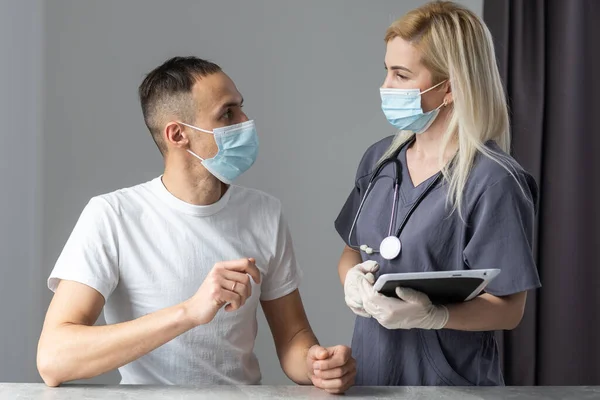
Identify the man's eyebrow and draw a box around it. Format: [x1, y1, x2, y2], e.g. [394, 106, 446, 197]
[214, 96, 244, 115]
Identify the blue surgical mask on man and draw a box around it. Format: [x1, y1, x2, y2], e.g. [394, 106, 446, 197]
[380, 80, 447, 134]
[179, 120, 259, 184]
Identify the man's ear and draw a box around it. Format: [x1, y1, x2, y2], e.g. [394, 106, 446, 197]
[164, 122, 190, 149]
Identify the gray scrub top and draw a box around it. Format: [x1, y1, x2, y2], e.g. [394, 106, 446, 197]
[335, 136, 541, 386]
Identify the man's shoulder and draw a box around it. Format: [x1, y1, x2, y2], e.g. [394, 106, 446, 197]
[85, 178, 158, 217]
[229, 185, 283, 214]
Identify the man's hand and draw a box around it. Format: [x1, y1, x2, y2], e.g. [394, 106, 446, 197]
[184, 258, 261, 326]
[306, 345, 356, 394]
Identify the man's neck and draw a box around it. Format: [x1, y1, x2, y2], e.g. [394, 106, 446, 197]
[162, 162, 227, 206]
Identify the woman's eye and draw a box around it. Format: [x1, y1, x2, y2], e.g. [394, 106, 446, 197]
[397, 73, 408, 80]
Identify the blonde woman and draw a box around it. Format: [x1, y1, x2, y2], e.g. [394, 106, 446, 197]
[333, 1, 541, 386]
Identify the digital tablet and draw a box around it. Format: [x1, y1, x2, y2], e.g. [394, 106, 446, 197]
[373, 269, 500, 304]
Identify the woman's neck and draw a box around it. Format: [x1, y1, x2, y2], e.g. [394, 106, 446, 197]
[409, 111, 457, 163]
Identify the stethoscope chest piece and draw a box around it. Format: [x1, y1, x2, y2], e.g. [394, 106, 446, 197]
[348, 139, 445, 262]
[380, 235, 402, 260]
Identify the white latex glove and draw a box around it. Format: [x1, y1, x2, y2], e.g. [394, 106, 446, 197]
[344, 260, 380, 318]
[359, 279, 449, 330]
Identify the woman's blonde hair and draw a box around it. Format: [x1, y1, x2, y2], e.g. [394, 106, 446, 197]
[380, 1, 519, 217]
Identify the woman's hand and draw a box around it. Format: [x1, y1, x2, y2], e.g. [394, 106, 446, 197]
[344, 260, 379, 317]
[359, 280, 449, 330]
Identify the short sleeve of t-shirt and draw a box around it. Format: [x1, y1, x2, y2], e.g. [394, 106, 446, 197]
[260, 209, 302, 301]
[48, 197, 120, 301]
[463, 174, 542, 296]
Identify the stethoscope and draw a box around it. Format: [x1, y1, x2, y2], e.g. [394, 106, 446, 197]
[347, 142, 443, 260]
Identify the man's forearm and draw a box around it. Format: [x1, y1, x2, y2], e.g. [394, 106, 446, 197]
[278, 328, 319, 385]
[38, 301, 195, 386]
[444, 292, 526, 331]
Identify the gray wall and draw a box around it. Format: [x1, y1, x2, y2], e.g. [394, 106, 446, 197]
[2, 0, 481, 384]
[0, 0, 45, 383]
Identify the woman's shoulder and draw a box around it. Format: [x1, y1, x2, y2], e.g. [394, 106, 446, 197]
[354, 135, 396, 180]
[471, 142, 530, 181]
[467, 141, 538, 208]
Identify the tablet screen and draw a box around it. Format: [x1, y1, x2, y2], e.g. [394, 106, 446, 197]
[377, 277, 485, 304]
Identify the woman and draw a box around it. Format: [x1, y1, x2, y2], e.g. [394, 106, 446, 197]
[334, 1, 541, 386]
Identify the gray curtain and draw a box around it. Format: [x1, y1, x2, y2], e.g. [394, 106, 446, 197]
[484, 0, 600, 385]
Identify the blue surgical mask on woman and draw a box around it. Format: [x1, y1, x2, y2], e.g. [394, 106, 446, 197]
[179, 120, 259, 184]
[380, 80, 447, 134]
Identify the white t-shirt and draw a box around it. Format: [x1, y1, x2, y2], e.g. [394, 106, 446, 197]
[48, 177, 302, 385]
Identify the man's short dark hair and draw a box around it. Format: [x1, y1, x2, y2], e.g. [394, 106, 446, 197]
[138, 56, 222, 155]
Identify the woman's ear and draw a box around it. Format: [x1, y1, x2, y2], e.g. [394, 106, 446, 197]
[443, 81, 453, 106]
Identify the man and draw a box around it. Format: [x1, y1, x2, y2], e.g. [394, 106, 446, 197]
[37, 56, 356, 393]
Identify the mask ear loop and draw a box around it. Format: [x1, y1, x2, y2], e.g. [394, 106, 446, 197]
[420, 79, 448, 95]
[177, 122, 211, 161]
[187, 149, 205, 162]
[430, 98, 448, 113]
[178, 121, 214, 134]
[422, 81, 450, 112]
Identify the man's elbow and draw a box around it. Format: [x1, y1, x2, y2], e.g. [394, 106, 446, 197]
[37, 340, 70, 387]
[40, 373, 62, 388]
[37, 350, 63, 387]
